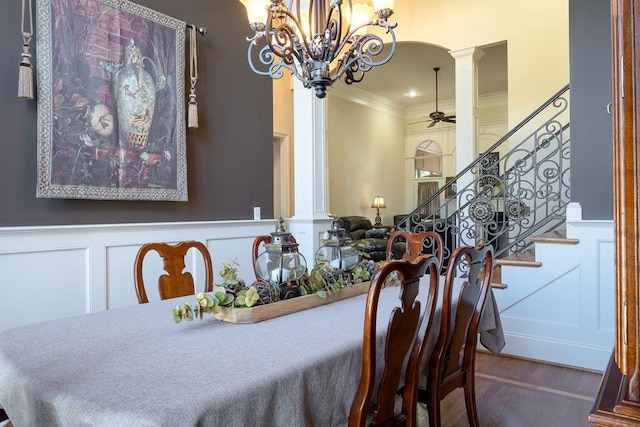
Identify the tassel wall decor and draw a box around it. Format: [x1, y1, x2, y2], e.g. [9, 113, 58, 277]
[18, 0, 34, 99]
[187, 24, 199, 129]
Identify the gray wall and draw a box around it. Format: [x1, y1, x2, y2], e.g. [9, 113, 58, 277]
[0, 0, 273, 227]
[569, 0, 613, 220]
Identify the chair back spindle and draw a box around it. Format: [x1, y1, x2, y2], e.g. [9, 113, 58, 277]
[350, 255, 440, 427]
[134, 241, 213, 304]
[418, 243, 494, 427]
[386, 230, 444, 269]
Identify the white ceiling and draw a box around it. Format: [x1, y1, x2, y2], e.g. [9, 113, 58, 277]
[345, 41, 508, 109]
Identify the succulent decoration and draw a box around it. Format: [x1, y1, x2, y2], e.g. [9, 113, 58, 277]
[172, 259, 276, 323]
[172, 286, 233, 323]
[172, 257, 383, 324]
[298, 258, 378, 298]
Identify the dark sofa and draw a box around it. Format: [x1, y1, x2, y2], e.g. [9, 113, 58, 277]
[336, 216, 389, 262]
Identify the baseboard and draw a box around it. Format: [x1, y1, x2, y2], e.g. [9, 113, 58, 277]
[497, 332, 612, 371]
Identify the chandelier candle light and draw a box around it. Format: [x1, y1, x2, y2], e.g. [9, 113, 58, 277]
[237, 0, 397, 98]
[371, 195, 386, 226]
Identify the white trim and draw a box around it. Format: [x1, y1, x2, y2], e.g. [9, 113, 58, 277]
[329, 85, 507, 123]
[329, 85, 407, 118]
[0, 220, 276, 331]
[565, 201, 583, 221]
[496, 218, 615, 371]
[405, 90, 507, 121]
[273, 131, 293, 218]
[0, 220, 271, 237]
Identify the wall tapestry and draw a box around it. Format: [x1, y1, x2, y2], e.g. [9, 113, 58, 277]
[35, 0, 187, 201]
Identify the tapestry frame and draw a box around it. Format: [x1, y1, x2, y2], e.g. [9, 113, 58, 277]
[35, 0, 187, 201]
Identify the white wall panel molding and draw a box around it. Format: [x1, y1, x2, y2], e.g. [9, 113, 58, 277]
[496, 217, 614, 371]
[330, 85, 407, 118]
[0, 221, 274, 332]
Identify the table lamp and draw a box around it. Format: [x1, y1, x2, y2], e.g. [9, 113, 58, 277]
[371, 196, 386, 226]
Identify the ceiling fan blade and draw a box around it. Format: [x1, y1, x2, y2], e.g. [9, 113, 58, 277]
[443, 117, 456, 123]
[428, 120, 438, 128]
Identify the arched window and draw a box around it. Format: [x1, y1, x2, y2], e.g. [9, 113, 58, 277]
[414, 140, 442, 178]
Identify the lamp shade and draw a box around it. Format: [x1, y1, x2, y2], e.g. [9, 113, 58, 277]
[350, 3, 374, 36]
[371, 196, 386, 209]
[238, 0, 268, 25]
[241, 0, 397, 98]
[372, 0, 394, 12]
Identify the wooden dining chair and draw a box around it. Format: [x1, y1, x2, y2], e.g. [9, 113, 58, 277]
[386, 230, 444, 268]
[349, 255, 440, 427]
[251, 234, 297, 280]
[134, 241, 213, 304]
[417, 243, 494, 427]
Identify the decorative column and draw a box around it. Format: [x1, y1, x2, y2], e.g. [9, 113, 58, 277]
[449, 46, 484, 246]
[287, 78, 333, 263]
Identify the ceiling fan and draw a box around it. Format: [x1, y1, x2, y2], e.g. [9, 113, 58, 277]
[411, 67, 456, 128]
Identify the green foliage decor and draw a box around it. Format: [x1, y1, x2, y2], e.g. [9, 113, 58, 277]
[172, 257, 381, 324]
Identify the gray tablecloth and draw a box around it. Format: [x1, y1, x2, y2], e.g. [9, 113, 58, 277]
[0, 276, 503, 427]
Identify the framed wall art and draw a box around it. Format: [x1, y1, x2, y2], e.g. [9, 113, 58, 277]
[35, 0, 187, 201]
[445, 176, 457, 198]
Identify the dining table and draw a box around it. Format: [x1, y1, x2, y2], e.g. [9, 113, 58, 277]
[0, 275, 504, 427]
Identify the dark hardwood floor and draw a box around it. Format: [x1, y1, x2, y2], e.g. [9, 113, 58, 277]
[417, 351, 604, 426]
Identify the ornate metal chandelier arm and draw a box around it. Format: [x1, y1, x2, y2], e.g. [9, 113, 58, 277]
[323, 4, 342, 62]
[239, 0, 399, 97]
[265, 4, 311, 63]
[248, 43, 307, 84]
[332, 15, 395, 59]
[333, 29, 396, 83]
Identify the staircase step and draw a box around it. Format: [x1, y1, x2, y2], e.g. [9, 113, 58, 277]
[490, 266, 507, 289]
[530, 228, 579, 245]
[496, 248, 542, 268]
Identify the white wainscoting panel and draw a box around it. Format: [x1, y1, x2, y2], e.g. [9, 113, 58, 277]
[0, 221, 275, 331]
[496, 218, 615, 371]
[0, 247, 89, 331]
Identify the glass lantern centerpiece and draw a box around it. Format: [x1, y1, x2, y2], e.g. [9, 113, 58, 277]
[315, 219, 360, 271]
[255, 218, 307, 289]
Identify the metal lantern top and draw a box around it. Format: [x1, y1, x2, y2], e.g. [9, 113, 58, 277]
[315, 218, 360, 271]
[264, 217, 299, 253]
[322, 218, 351, 246]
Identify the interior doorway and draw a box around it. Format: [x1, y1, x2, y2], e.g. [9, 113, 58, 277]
[273, 132, 292, 219]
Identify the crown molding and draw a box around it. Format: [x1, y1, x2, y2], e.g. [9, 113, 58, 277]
[479, 91, 509, 108]
[328, 85, 407, 118]
[328, 86, 507, 123]
[405, 90, 507, 121]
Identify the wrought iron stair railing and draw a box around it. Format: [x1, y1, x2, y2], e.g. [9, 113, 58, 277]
[397, 85, 570, 269]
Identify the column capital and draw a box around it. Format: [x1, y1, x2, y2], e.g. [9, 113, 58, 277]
[449, 46, 485, 62]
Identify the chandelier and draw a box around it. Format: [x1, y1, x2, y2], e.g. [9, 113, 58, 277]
[238, 0, 397, 98]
